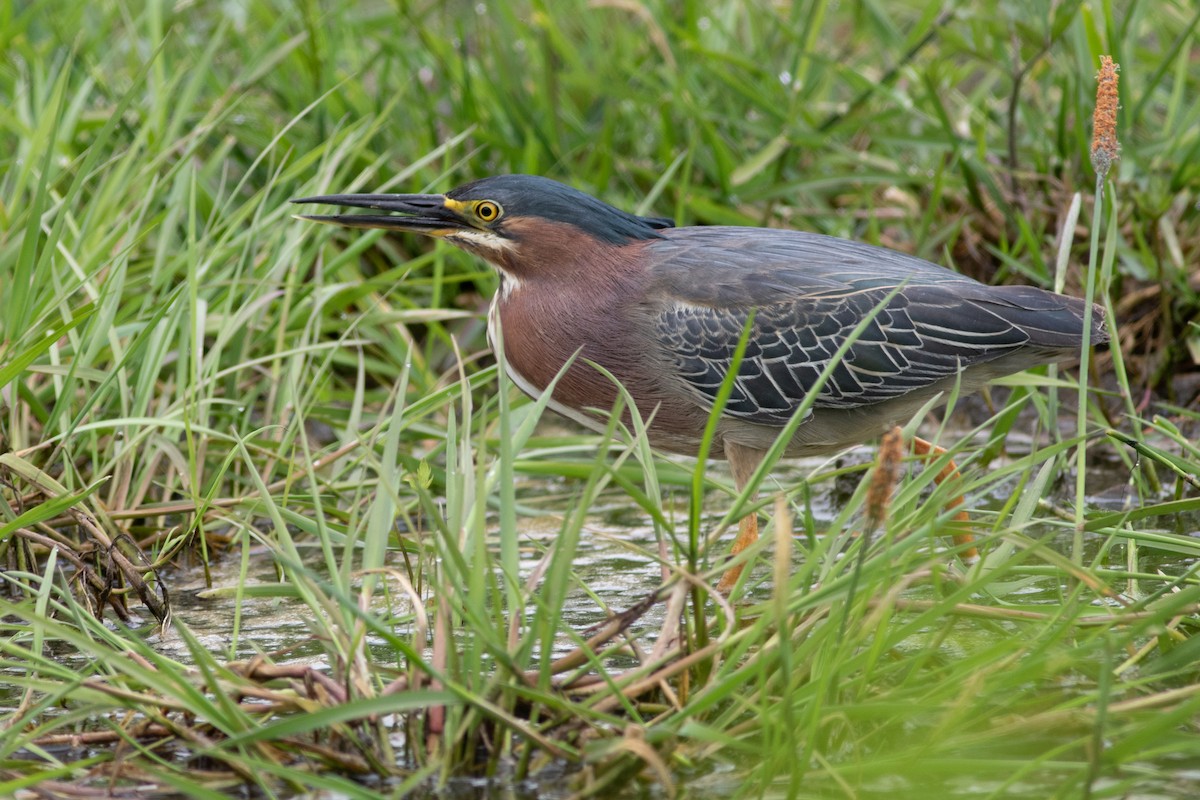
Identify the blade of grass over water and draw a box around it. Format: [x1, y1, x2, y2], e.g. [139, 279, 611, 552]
[2, 2, 1199, 798]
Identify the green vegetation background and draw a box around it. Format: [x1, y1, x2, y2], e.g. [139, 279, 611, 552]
[2, 1, 1200, 798]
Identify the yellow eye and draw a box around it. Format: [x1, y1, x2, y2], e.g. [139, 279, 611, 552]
[476, 200, 501, 222]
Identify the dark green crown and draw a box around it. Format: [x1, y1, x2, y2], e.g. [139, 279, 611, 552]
[448, 175, 674, 244]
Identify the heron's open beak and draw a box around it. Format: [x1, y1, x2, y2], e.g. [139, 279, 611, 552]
[290, 193, 469, 236]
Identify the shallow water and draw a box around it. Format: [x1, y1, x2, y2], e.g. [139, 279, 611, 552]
[7, 434, 1198, 799]
[158, 435, 1197, 668]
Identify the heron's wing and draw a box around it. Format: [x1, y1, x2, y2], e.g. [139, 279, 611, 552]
[646, 227, 1096, 424]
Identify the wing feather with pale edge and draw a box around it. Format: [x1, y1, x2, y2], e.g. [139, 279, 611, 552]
[646, 227, 1099, 425]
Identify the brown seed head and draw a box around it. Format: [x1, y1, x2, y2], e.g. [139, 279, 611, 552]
[866, 426, 905, 530]
[1091, 56, 1120, 178]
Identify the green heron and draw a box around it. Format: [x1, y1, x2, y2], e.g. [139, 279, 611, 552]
[294, 175, 1108, 589]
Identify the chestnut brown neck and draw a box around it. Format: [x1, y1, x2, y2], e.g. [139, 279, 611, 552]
[488, 219, 649, 288]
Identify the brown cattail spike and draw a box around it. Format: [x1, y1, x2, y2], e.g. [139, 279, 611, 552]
[1091, 56, 1120, 179]
[866, 426, 905, 530]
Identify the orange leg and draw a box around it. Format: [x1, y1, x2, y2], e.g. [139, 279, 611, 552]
[716, 513, 758, 593]
[716, 441, 767, 593]
[911, 436, 977, 560]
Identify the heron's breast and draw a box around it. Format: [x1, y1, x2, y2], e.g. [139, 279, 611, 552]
[488, 281, 630, 413]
